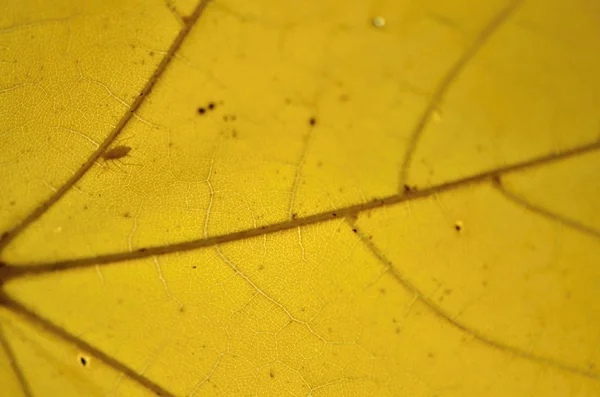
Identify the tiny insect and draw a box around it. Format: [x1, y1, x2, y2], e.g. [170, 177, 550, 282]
[97, 144, 139, 176]
[102, 145, 131, 161]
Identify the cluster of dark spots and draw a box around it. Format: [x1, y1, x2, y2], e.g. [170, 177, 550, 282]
[222, 114, 237, 122]
[292, 213, 298, 220]
[197, 101, 218, 115]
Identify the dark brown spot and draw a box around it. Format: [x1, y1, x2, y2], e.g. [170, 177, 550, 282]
[207, 102, 215, 110]
[309, 117, 316, 126]
[138, 248, 148, 253]
[192, 266, 197, 269]
[352, 228, 357, 233]
[269, 370, 275, 378]
[292, 213, 298, 219]
[454, 223, 462, 232]
[79, 356, 88, 367]
[198, 107, 206, 115]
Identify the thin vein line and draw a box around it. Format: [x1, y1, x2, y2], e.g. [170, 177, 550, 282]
[0, 293, 177, 397]
[1, 139, 598, 281]
[398, 0, 523, 190]
[0, 325, 33, 397]
[352, 224, 599, 381]
[492, 177, 600, 238]
[0, 0, 212, 253]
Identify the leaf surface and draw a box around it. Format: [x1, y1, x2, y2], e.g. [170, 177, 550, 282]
[1, 0, 599, 396]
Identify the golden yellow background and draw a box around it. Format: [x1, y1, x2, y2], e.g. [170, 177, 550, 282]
[1, 0, 599, 396]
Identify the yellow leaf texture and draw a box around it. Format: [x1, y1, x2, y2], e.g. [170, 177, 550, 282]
[1, 0, 599, 396]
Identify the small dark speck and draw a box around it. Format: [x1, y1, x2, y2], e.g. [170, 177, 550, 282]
[269, 370, 275, 378]
[332, 212, 337, 217]
[79, 356, 88, 367]
[138, 248, 148, 253]
[192, 265, 197, 269]
[123, 212, 130, 218]
[208, 102, 215, 110]
[352, 228, 357, 233]
[454, 223, 462, 232]
[198, 107, 206, 115]
[309, 117, 316, 126]
[292, 213, 298, 219]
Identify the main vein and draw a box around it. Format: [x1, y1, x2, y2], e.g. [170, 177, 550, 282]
[2, 139, 598, 281]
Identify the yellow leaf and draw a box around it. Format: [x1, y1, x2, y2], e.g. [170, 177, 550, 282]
[1, 0, 599, 396]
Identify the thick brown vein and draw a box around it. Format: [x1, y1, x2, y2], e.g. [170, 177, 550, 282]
[493, 177, 600, 238]
[0, 293, 177, 397]
[351, 223, 599, 381]
[1, 139, 598, 282]
[398, 0, 523, 191]
[0, 0, 212, 254]
[0, 325, 33, 397]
